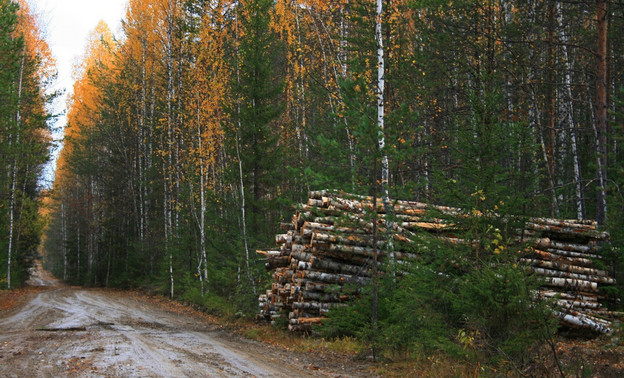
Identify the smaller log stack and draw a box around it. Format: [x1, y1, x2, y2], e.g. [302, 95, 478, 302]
[257, 191, 621, 333]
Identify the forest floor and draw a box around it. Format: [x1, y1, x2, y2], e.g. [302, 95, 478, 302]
[1, 262, 623, 377]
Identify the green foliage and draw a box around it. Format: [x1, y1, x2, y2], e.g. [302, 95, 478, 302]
[321, 262, 463, 360]
[178, 272, 236, 317]
[452, 263, 555, 362]
[321, 217, 557, 365]
[379, 267, 463, 358]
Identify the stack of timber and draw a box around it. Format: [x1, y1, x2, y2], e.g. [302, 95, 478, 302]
[257, 190, 620, 333]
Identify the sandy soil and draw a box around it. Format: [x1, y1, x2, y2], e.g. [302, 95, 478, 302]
[0, 263, 372, 377]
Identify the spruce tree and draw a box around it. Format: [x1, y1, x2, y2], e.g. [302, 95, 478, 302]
[229, 0, 284, 241]
[0, 0, 22, 195]
[225, 0, 285, 299]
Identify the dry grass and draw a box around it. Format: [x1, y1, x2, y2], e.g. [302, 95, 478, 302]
[236, 321, 492, 376]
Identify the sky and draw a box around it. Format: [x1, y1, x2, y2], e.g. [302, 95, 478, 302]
[31, 0, 129, 188]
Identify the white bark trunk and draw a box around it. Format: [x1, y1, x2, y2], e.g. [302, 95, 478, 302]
[595, 0, 608, 224]
[236, 137, 256, 294]
[196, 93, 209, 295]
[6, 54, 25, 289]
[165, 0, 176, 297]
[76, 219, 81, 282]
[62, 202, 67, 281]
[375, 0, 394, 260]
[88, 177, 94, 279]
[169, 253, 174, 298]
[7, 169, 16, 289]
[294, 9, 308, 162]
[556, 3, 583, 219]
[234, 7, 255, 295]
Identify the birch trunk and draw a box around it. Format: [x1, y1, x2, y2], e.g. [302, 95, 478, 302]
[234, 7, 256, 295]
[196, 92, 209, 295]
[375, 0, 394, 260]
[294, 8, 309, 162]
[236, 137, 256, 294]
[339, 2, 355, 189]
[6, 168, 16, 289]
[76, 218, 81, 282]
[164, 0, 177, 298]
[6, 54, 25, 289]
[138, 44, 148, 275]
[595, 0, 608, 224]
[556, 3, 584, 219]
[62, 202, 67, 281]
[87, 176, 94, 281]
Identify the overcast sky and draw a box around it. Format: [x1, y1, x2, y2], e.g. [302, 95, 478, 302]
[31, 0, 128, 187]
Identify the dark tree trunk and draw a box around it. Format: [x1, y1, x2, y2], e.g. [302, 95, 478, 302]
[595, 0, 608, 224]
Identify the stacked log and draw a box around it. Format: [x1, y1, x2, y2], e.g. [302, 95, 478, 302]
[257, 190, 620, 333]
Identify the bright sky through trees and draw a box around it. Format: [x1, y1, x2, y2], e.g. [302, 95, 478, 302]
[31, 0, 128, 186]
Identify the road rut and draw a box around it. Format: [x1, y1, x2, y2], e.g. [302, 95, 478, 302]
[1, 264, 369, 377]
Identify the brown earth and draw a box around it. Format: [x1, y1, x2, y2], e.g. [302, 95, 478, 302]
[0, 262, 374, 377]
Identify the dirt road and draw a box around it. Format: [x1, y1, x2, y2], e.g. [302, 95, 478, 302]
[0, 264, 371, 377]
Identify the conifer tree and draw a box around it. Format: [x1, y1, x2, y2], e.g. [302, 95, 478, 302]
[228, 0, 285, 282]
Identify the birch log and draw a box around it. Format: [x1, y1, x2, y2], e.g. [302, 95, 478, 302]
[257, 190, 616, 333]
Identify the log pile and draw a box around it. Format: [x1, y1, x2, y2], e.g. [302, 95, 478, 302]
[257, 190, 620, 333]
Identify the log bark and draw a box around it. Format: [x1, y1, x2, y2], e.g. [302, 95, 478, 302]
[529, 250, 595, 268]
[526, 222, 607, 239]
[539, 290, 600, 303]
[555, 299, 601, 310]
[256, 250, 283, 257]
[289, 317, 324, 325]
[294, 257, 371, 277]
[521, 258, 610, 278]
[293, 301, 347, 311]
[554, 310, 611, 333]
[266, 256, 290, 270]
[528, 217, 597, 229]
[543, 248, 602, 261]
[530, 267, 615, 285]
[301, 290, 351, 302]
[543, 276, 599, 292]
[288, 324, 311, 332]
[304, 221, 365, 234]
[533, 238, 598, 255]
[275, 233, 293, 245]
[280, 222, 295, 231]
[299, 270, 369, 286]
[312, 231, 386, 248]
